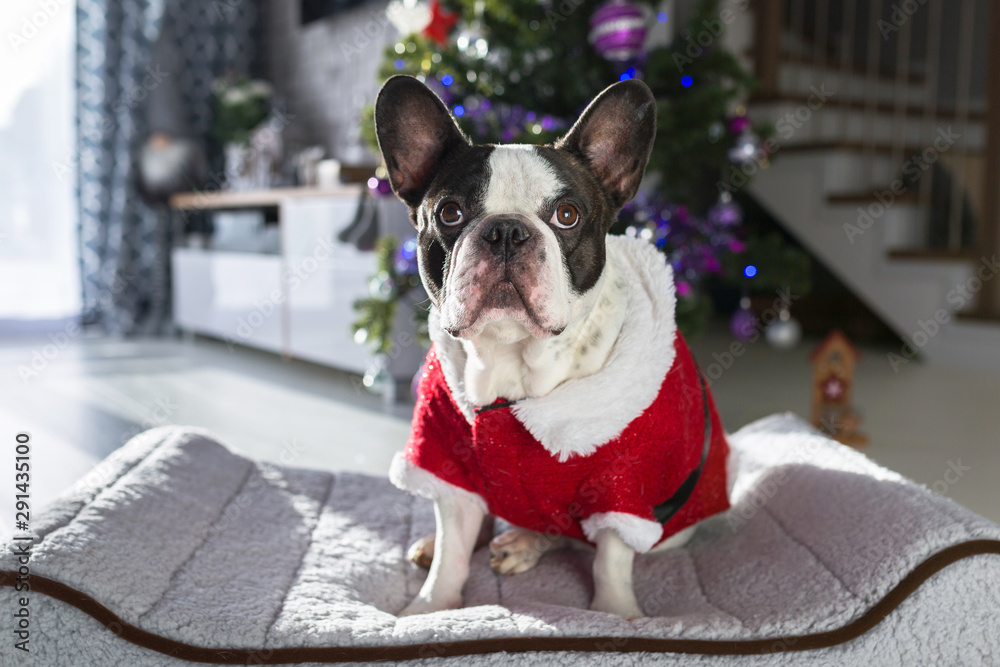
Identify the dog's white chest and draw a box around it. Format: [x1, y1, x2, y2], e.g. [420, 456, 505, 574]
[459, 260, 628, 406]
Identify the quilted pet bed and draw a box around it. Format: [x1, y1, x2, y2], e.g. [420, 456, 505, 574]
[2, 414, 999, 665]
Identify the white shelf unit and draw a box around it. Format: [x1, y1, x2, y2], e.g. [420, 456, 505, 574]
[173, 248, 284, 354]
[170, 188, 425, 393]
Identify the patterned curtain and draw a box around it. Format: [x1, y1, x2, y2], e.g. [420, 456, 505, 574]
[76, 0, 257, 334]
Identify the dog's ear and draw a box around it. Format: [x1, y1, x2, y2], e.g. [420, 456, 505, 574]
[374, 75, 469, 207]
[555, 79, 656, 211]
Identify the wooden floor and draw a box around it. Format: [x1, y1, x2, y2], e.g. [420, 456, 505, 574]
[1, 325, 998, 541]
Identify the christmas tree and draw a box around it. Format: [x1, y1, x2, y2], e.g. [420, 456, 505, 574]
[359, 0, 772, 344]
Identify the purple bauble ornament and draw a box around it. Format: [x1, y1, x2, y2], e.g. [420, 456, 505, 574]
[728, 115, 750, 135]
[368, 176, 393, 197]
[708, 201, 743, 227]
[730, 298, 757, 342]
[394, 236, 420, 275]
[589, 0, 647, 62]
[674, 204, 690, 225]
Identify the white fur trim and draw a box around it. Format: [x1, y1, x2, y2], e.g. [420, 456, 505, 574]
[427, 310, 477, 423]
[429, 236, 677, 460]
[581, 511, 664, 554]
[512, 236, 677, 459]
[388, 452, 488, 513]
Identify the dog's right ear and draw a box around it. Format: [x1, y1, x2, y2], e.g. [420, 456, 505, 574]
[374, 76, 469, 207]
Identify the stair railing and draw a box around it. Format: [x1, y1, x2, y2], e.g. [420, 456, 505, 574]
[980, 0, 1000, 315]
[752, 0, 1000, 314]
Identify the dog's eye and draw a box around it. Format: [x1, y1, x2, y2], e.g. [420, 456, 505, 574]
[552, 204, 580, 229]
[438, 201, 464, 226]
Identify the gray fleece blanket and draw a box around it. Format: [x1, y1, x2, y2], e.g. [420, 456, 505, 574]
[2, 414, 999, 666]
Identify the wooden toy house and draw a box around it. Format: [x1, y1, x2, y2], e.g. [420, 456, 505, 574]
[810, 330, 869, 447]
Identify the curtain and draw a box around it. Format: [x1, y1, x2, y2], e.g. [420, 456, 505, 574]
[76, 0, 257, 334]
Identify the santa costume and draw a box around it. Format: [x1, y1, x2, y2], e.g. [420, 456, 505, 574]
[390, 236, 730, 554]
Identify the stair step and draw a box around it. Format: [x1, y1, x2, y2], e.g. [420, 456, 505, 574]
[747, 47, 928, 85]
[749, 100, 984, 154]
[777, 49, 927, 85]
[751, 92, 986, 123]
[957, 309, 1000, 323]
[780, 140, 982, 156]
[775, 62, 936, 109]
[828, 190, 919, 206]
[887, 249, 979, 262]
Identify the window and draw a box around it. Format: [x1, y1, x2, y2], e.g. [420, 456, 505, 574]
[0, 2, 79, 323]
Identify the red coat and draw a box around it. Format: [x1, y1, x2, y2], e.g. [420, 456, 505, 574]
[398, 333, 730, 552]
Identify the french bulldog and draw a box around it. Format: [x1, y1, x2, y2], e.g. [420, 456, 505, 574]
[375, 75, 731, 619]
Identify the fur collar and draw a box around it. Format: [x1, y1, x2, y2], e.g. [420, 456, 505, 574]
[428, 235, 678, 461]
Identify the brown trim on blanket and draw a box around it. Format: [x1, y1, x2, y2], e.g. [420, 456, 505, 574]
[2, 539, 999, 663]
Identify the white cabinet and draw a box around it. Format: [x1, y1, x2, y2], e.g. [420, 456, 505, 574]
[282, 196, 425, 378]
[173, 248, 284, 354]
[171, 188, 425, 394]
[282, 198, 374, 372]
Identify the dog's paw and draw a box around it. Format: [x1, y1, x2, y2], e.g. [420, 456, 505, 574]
[589, 594, 646, 620]
[488, 528, 560, 575]
[407, 517, 496, 570]
[407, 533, 435, 569]
[398, 593, 461, 617]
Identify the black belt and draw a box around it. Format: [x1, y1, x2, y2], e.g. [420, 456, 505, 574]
[653, 370, 712, 525]
[474, 398, 524, 414]
[473, 372, 711, 526]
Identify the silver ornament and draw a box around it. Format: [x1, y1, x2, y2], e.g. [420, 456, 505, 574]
[368, 271, 396, 300]
[765, 309, 802, 349]
[363, 354, 391, 395]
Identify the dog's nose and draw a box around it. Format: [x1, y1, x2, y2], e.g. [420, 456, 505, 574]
[480, 218, 532, 259]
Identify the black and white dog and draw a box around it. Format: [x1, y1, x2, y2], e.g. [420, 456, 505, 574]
[375, 76, 731, 619]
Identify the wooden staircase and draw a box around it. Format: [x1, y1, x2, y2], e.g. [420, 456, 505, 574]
[742, 0, 1000, 368]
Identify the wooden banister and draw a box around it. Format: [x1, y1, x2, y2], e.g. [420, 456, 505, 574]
[979, 0, 1000, 314]
[753, 0, 784, 97]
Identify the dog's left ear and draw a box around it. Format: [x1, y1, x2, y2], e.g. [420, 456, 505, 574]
[555, 79, 656, 211]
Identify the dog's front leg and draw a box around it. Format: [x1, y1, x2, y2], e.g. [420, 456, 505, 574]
[589, 528, 645, 619]
[399, 494, 485, 616]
